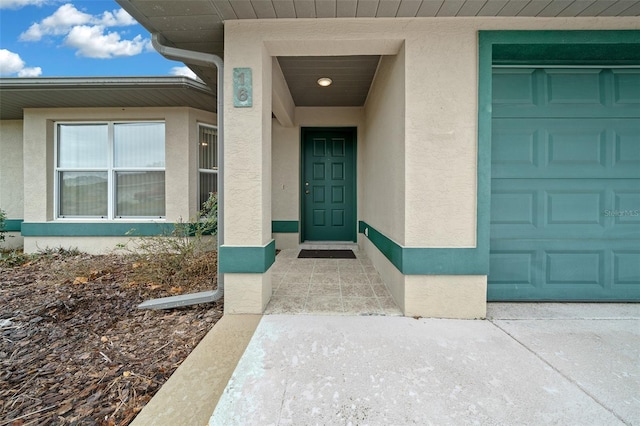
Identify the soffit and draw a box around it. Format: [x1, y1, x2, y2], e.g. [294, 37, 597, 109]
[116, 0, 640, 108]
[0, 77, 215, 120]
[277, 55, 380, 106]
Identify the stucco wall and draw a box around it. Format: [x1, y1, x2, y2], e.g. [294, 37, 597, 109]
[0, 120, 24, 219]
[361, 47, 407, 306]
[20, 107, 216, 253]
[272, 118, 299, 222]
[362, 48, 406, 245]
[0, 120, 25, 248]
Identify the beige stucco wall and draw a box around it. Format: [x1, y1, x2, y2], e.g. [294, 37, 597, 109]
[0, 120, 24, 220]
[271, 118, 299, 223]
[360, 47, 407, 306]
[0, 120, 25, 249]
[20, 107, 215, 253]
[362, 48, 406, 243]
[405, 275, 487, 319]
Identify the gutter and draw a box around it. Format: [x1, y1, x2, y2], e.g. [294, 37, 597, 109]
[138, 34, 225, 309]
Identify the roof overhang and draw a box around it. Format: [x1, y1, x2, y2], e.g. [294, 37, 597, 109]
[0, 76, 215, 120]
[116, 0, 640, 108]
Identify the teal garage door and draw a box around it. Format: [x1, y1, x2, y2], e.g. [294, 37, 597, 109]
[489, 68, 640, 301]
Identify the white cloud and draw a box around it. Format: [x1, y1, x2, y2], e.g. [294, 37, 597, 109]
[170, 66, 198, 80]
[20, 3, 93, 41]
[18, 66, 42, 77]
[18, 3, 145, 59]
[65, 25, 150, 59]
[0, 0, 51, 9]
[97, 8, 137, 27]
[0, 49, 42, 76]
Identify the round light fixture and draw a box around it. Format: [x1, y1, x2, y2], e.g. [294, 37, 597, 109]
[317, 77, 333, 87]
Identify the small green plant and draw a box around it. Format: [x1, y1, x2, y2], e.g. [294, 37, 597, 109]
[0, 208, 7, 243]
[0, 249, 34, 268]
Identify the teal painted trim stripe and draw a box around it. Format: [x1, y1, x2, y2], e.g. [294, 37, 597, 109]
[219, 240, 276, 273]
[272, 220, 299, 233]
[359, 221, 488, 275]
[361, 222, 403, 271]
[4, 219, 23, 232]
[20, 222, 216, 237]
[21, 222, 175, 237]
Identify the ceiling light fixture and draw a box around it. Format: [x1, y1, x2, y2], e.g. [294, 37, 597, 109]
[317, 77, 332, 87]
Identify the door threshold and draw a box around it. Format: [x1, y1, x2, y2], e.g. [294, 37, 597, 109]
[299, 241, 358, 250]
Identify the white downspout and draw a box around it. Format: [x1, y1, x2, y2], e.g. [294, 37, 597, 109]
[138, 33, 224, 309]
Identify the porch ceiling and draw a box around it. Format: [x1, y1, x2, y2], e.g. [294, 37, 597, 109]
[116, 0, 640, 108]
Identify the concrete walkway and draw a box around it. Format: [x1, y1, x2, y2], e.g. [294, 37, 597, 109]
[209, 304, 640, 426]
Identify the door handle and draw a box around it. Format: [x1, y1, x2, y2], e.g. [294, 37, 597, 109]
[305, 182, 310, 194]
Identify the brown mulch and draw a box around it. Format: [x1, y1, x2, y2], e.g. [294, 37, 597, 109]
[0, 250, 222, 425]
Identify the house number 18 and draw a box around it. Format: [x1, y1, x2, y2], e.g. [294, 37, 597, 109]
[233, 68, 252, 108]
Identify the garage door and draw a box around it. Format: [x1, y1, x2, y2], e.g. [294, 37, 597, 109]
[488, 67, 640, 301]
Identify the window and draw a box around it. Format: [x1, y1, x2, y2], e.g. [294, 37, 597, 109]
[198, 124, 218, 209]
[56, 122, 165, 219]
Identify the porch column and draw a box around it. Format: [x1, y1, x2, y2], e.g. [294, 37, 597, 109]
[220, 36, 274, 314]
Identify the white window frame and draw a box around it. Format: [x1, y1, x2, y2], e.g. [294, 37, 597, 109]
[54, 120, 166, 220]
[197, 123, 218, 211]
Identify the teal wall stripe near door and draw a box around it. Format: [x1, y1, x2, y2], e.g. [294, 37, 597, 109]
[359, 221, 489, 275]
[272, 221, 299, 233]
[219, 240, 276, 273]
[4, 219, 23, 232]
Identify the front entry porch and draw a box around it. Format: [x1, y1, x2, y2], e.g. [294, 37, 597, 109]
[266, 249, 402, 316]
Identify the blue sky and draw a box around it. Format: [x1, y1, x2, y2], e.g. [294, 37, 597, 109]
[0, 0, 196, 78]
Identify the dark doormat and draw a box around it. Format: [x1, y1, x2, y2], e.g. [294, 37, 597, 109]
[298, 249, 356, 259]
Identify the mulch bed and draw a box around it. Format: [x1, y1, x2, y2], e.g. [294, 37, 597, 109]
[0, 251, 222, 425]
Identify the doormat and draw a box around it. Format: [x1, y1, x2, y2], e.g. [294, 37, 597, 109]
[298, 249, 356, 259]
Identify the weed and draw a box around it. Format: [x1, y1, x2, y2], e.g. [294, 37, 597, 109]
[118, 193, 219, 291]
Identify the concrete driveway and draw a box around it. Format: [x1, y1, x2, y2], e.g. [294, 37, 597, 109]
[210, 304, 639, 425]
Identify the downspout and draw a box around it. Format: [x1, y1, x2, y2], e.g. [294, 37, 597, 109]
[138, 33, 224, 309]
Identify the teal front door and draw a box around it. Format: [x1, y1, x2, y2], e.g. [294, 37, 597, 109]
[302, 128, 356, 242]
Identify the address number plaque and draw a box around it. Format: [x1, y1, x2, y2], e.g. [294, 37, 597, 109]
[233, 67, 252, 108]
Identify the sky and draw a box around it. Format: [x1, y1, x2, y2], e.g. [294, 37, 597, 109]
[0, 0, 197, 79]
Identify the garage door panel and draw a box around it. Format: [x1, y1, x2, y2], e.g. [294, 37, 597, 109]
[545, 251, 605, 286]
[612, 191, 640, 226]
[547, 128, 606, 168]
[492, 179, 639, 239]
[612, 69, 640, 105]
[492, 68, 536, 105]
[494, 68, 640, 118]
[489, 251, 537, 286]
[546, 69, 605, 106]
[493, 119, 638, 178]
[491, 125, 538, 169]
[546, 190, 604, 226]
[613, 129, 640, 169]
[489, 240, 640, 301]
[613, 251, 640, 286]
[491, 190, 537, 227]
